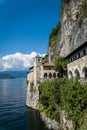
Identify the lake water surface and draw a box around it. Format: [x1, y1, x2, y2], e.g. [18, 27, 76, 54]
[0, 79, 50, 130]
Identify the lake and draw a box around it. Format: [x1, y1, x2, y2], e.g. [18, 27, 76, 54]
[0, 78, 50, 130]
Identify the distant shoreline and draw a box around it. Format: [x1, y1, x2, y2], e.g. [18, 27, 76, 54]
[0, 71, 27, 79]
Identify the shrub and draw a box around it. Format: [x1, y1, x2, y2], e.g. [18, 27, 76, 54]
[39, 78, 87, 129]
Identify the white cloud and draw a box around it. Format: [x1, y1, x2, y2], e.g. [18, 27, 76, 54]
[0, 52, 45, 71]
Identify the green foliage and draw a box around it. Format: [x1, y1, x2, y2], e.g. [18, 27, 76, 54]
[54, 57, 67, 77]
[60, 0, 70, 17]
[60, 0, 70, 5]
[48, 22, 61, 61]
[42, 54, 48, 62]
[61, 0, 70, 4]
[39, 78, 87, 129]
[49, 22, 61, 47]
[76, 0, 87, 26]
[79, 112, 87, 130]
[49, 22, 61, 40]
[79, 0, 87, 18]
[39, 79, 66, 122]
[61, 80, 87, 129]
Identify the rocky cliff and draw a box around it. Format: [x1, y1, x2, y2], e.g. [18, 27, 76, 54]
[26, 0, 87, 129]
[26, 83, 39, 109]
[48, 0, 87, 61]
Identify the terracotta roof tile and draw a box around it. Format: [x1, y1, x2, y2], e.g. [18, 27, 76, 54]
[42, 62, 54, 67]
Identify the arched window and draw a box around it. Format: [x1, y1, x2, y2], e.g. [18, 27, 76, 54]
[75, 69, 80, 79]
[69, 70, 73, 78]
[83, 67, 87, 79]
[53, 73, 56, 78]
[57, 73, 60, 78]
[44, 73, 47, 78]
[49, 73, 52, 78]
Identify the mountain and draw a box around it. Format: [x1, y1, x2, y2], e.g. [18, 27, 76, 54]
[0, 71, 27, 79]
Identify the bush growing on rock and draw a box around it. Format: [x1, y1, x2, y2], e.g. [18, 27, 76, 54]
[39, 78, 87, 129]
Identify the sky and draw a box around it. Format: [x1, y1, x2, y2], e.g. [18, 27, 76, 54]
[0, 0, 60, 71]
[0, 52, 45, 71]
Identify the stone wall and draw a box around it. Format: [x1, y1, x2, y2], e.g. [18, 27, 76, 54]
[26, 56, 58, 109]
[26, 71, 39, 109]
[26, 56, 40, 109]
[67, 55, 87, 78]
[40, 113, 59, 130]
[60, 111, 74, 130]
[26, 83, 39, 109]
[40, 111, 74, 130]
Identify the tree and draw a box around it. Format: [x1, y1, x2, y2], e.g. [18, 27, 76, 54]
[54, 57, 67, 77]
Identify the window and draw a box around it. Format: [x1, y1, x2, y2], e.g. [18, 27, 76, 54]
[83, 49, 86, 56]
[73, 54, 77, 60]
[85, 68, 87, 79]
[73, 55, 75, 61]
[74, 54, 77, 60]
[49, 67, 54, 70]
[51, 67, 54, 70]
[53, 73, 56, 78]
[82, 67, 87, 79]
[67, 59, 69, 63]
[49, 67, 51, 70]
[44, 73, 47, 78]
[57, 73, 59, 78]
[71, 57, 73, 62]
[78, 52, 80, 58]
[44, 67, 48, 70]
[49, 73, 52, 78]
[69, 70, 73, 78]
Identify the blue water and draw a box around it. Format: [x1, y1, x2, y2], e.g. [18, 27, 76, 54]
[0, 79, 50, 130]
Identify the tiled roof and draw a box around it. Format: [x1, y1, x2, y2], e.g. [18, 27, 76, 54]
[42, 62, 54, 67]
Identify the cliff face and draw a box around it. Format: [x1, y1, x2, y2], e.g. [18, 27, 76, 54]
[26, 1, 87, 129]
[48, 0, 87, 60]
[26, 83, 39, 109]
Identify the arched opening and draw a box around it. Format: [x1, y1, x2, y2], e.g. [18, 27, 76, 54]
[69, 70, 73, 78]
[75, 69, 80, 79]
[83, 67, 87, 79]
[57, 73, 60, 78]
[53, 73, 56, 78]
[44, 73, 47, 78]
[49, 73, 52, 78]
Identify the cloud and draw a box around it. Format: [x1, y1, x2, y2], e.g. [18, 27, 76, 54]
[0, 52, 45, 71]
